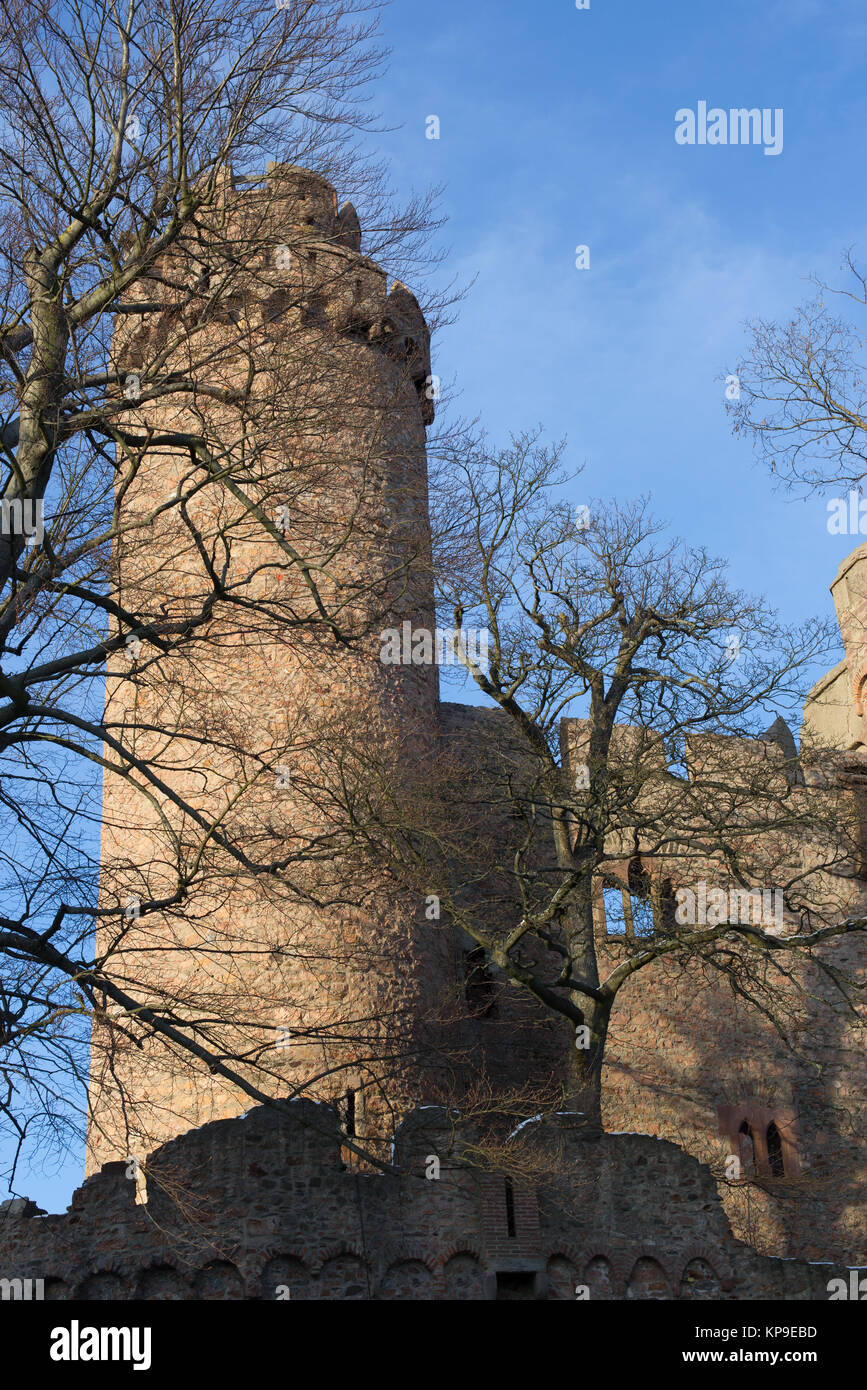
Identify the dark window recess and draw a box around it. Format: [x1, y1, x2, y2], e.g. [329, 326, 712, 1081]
[658, 879, 678, 932]
[738, 1120, 755, 1176]
[628, 856, 651, 898]
[463, 947, 497, 1016]
[300, 290, 326, 325]
[263, 290, 291, 326]
[495, 1271, 537, 1300]
[342, 1088, 356, 1137]
[766, 1121, 785, 1177]
[151, 315, 171, 354]
[628, 857, 654, 938]
[504, 1178, 516, 1238]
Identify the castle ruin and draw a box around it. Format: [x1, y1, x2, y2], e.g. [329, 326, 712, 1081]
[4, 166, 867, 1300]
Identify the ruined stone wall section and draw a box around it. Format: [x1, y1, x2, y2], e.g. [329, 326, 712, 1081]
[435, 703, 867, 1269]
[0, 1103, 847, 1300]
[598, 942, 867, 1265]
[558, 706, 867, 1265]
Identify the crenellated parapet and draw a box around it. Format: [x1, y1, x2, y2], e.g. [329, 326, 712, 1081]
[114, 161, 434, 424]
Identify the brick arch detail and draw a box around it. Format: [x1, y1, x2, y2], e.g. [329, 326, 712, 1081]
[312, 1244, 369, 1274]
[624, 1251, 678, 1288]
[75, 1268, 133, 1298]
[593, 1245, 645, 1289]
[544, 1242, 585, 1266]
[377, 1250, 445, 1299]
[251, 1251, 312, 1298]
[194, 1240, 246, 1267]
[379, 1244, 440, 1275]
[439, 1243, 483, 1266]
[546, 1245, 625, 1295]
[625, 1253, 677, 1299]
[676, 1247, 732, 1286]
[230, 1248, 270, 1281]
[604, 1252, 641, 1293]
[255, 1244, 313, 1269]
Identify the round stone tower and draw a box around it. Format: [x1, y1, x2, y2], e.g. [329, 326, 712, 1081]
[87, 164, 454, 1173]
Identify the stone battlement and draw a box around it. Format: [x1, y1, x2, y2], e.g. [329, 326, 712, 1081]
[117, 163, 435, 423]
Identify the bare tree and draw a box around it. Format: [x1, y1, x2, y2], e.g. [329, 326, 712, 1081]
[348, 430, 867, 1131]
[729, 249, 867, 494]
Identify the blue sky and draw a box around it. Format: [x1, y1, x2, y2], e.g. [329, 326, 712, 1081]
[372, 0, 867, 702]
[15, 0, 867, 1213]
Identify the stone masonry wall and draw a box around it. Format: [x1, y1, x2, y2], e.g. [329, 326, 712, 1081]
[0, 1100, 850, 1300]
[88, 164, 451, 1174]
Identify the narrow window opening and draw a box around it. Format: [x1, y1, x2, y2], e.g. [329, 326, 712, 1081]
[602, 883, 628, 936]
[630, 894, 654, 938]
[263, 289, 291, 326]
[627, 856, 650, 897]
[738, 1120, 755, 1177]
[766, 1121, 785, 1177]
[300, 290, 325, 325]
[343, 1088, 356, 1137]
[657, 878, 678, 933]
[628, 857, 654, 938]
[504, 1178, 516, 1238]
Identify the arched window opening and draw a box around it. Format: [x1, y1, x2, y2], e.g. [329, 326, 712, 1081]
[738, 1120, 755, 1177]
[719, 1105, 799, 1182]
[627, 856, 650, 897]
[766, 1121, 785, 1177]
[602, 883, 628, 936]
[627, 858, 655, 938]
[601, 865, 657, 939]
